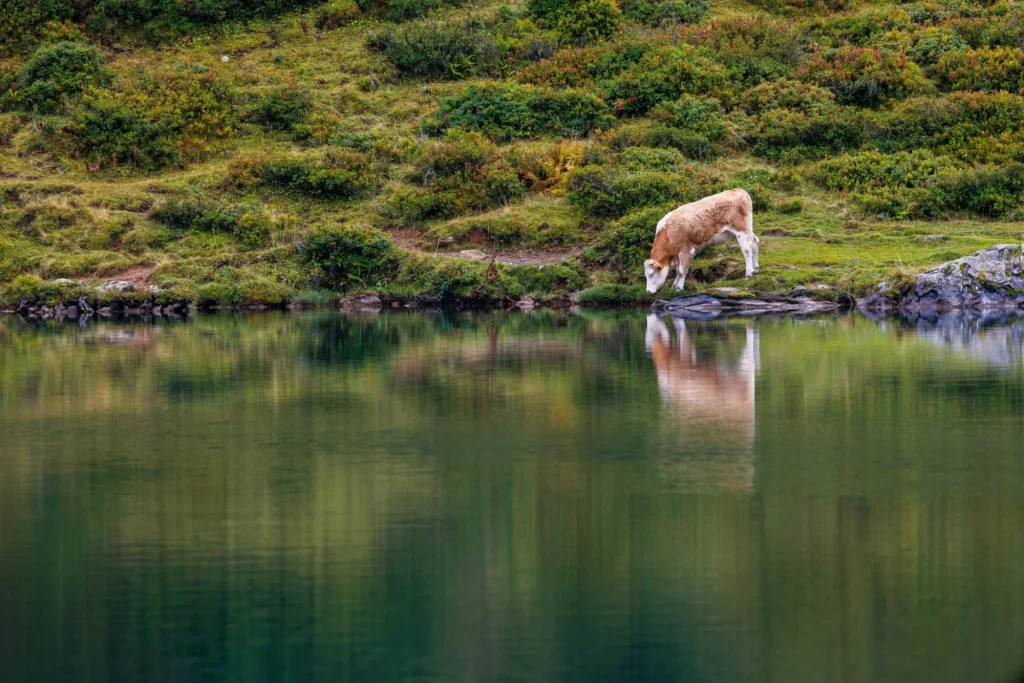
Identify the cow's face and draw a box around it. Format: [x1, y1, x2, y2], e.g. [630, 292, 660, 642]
[644, 260, 670, 294]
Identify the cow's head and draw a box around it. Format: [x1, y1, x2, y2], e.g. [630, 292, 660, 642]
[644, 259, 670, 294]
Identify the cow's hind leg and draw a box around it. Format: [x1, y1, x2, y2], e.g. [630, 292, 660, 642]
[734, 232, 755, 278]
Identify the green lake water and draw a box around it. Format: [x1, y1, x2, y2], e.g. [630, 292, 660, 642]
[2, 310, 1024, 683]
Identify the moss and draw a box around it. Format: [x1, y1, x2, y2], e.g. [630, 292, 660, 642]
[577, 283, 652, 307]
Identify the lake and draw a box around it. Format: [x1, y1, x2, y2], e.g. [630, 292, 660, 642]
[2, 310, 1024, 683]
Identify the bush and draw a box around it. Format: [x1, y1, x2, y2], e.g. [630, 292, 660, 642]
[65, 65, 235, 171]
[423, 83, 614, 142]
[935, 46, 1024, 92]
[315, 0, 361, 29]
[368, 16, 557, 80]
[593, 204, 676, 275]
[746, 0, 852, 11]
[601, 45, 733, 116]
[742, 78, 836, 115]
[750, 106, 866, 161]
[250, 81, 314, 131]
[797, 46, 933, 106]
[0, 2, 73, 54]
[517, 38, 654, 89]
[677, 16, 806, 86]
[554, 0, 622, 46]
[5, 41, 106, 115]
[356, 0, 465, 22]
[253, 148, 383, 199]
[808, 150, 966, 191]
[621, 0, 707, 26]
[567, 163, 720, 218]
[301, 224, 398, 289]
[153, 194, 273, 247]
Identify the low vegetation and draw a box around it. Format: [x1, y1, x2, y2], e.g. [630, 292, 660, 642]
[3, 0, 1024, 311]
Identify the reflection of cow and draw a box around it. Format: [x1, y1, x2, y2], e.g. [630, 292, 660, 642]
[646, 314, 760, 490]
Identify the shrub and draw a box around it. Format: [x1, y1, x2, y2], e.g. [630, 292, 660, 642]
[6, 41, 106, 114]
[153, 194, 273, 247]
[593, 204, 676, 275]
[356, 0, 465, 22]
[300, 224, 398, 289]
[746, 0, 853, 11]
[567, 163, 721, 218]
[677, 16, 806, 85]
[601, 45, 733, 116]
[64, 65, 235, 171]
[620, 0, 707, 26]
[900, 26, 968, 67]
[517, 38, 654, 89]
[750, 106, 866, 161]
[873, 92, 1024, 161]
[935, 46, 1024, 92]
[254, 148, 383, 199]
[315, 0, 361, 29]
[0, 2, 73, 54]
[803, 9, 914, 47]
[615, 146, 685, 171]
[554, 0, 622, 46]
[808, 150, 966, 191]
[250, 81, 314, 131]
[423, 83, 614, 142]
[368, 16, 557, 80]
[742, 78, 836, 115]
[797, 46, 933, 106]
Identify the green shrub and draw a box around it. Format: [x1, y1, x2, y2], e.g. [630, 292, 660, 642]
[517, 38, 654, 89]
[5, 41, 106, 114]
[797, 46, 933, 106]
[935, 46, 1024, 92]
[368, 19, 500, 80]
[742, 78, 836, 115]
[254, 148, 383, 199]
[250, 81, 314, 131]
[64, 65, 235, 171]
[592, 204, 675, 275]
[620, 0, 707, 26]
[750, 105, 866, 161]
[803, 8, 914, 47]
[615, 146, 685, 171]
[808, 149, 966, 192]
[0, 2, 73, 54]
[423, 83, 614, 142]
[315, 0, 361, 28]
[356, 0, 465, 22]
[746, 0, 853, 11]
[677, 16, 806, 86]
[554, 0, 622, 46]
[301, 224, 398, 289]
[153, 194, 273, 247]
[601, 44, 733, 116]
[567, 163, 720, 218]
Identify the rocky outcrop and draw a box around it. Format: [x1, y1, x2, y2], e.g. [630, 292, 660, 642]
[653, 291, 850, 319]
[860, 244, 1024, 313]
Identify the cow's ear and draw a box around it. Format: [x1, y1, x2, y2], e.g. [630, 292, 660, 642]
[652, 259, 665, 270]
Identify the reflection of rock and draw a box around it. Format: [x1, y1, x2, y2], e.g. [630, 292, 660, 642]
[654, 293, 844, 319]
[871, 310, 1024, 368]
[861, 244, 1024, 313]
[646, 314, 759, 490]
[339, 294, 382, 313]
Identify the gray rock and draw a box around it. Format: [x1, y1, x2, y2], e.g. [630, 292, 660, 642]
[51, 278, 77, 285]
[457, 249, 488, 261]
[865, 244, 1024, 312]
[98, 280, 136, 292]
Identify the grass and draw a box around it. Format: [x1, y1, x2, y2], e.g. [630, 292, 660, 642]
[2, 0, 1024, 309]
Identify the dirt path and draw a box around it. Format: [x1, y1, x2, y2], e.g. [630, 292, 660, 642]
[388, 229, 582, 267]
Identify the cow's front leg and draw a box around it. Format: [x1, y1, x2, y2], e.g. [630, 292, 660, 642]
[672, 248, 693, 291]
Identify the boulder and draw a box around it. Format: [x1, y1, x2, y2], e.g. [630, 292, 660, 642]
[98, 280, 136, 293]
[860, 244, 1024, 313]
[515, 297, 537, 310]
[457, 249, 488, 261]
[339, 294, 382, 312]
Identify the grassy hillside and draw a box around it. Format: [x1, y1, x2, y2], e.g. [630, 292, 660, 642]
[2, 0, 1023, 309]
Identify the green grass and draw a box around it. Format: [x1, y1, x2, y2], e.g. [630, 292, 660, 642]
[2, 0, 1024, 309]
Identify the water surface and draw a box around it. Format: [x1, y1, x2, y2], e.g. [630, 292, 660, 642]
[2, 310, 1024, 683]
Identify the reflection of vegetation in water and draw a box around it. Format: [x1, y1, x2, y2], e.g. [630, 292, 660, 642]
[1, 312, 1024, 682]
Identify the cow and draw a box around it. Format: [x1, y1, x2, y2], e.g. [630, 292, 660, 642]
[644, 189, 759, 294]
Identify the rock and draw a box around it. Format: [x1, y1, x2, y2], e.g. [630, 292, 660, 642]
[339, 294, 382, 312]
[457, 249, 487, 261]
[78, 296, 94, 314]
[864, 244, 1024, 313]
[51, 278, 77, 285]
[925, 234, 947, 242]
[653, 293, 843, 319]
[515, 297, 537, 310]
[568, 292, 581, 305]
[98, 280, 136, 293]
[64, 305, 79, 319]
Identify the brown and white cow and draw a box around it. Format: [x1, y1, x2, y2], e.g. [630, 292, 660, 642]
[644, 189, 759, 294]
